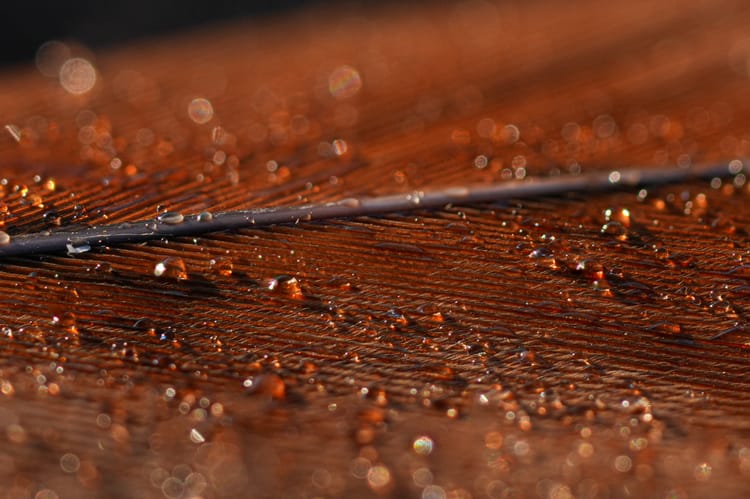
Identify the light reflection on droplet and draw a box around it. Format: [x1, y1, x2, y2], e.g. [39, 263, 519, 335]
[332, 139, 348, 156]
[154, 257, 188, 280]
[189, 428, 206, 444]
[188, 98, 214, 124]
[413, 435, 434, 456]
[4, 124, 22, 143]
[59, 58, 97, 95]
[328, 65, 362, 99]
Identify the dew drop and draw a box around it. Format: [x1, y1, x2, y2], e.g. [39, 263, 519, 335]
[528, 246, 559, 270]
[340, 198, 361, 209]
[328, 65, 362, 99]
[603, 207, 632, 227]
[154, 257, 188, 280]
[209, 256, 233, 276]
[196, 211, 213, 222]
[245, 373, 286, 400]
[188, 97, 214, 124]
[572, 258, 605, 280]
[0, 231, 10, 245]
[43, 209, 61, 226]
[413, 436, 434, 456]
[4, 124, 22, 142]
[59, 57, 96, 95]
[416, 303, 444, 322]
[265, 275, 303, 299]
[189, 428, 206, 444]
[157, 211, 184, 225]
[600, 221, 628, 240]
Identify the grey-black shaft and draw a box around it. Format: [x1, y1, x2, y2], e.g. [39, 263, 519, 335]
[0, 162, 742, 257]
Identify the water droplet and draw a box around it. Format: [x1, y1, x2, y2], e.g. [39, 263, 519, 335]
[4, 124, 22, 142]
[187, 97, 214, 124]
[209, 256, 233, 276]
[528, 246, 558, 270]
[331, 138, 348, 156]
[0, 231, 10, 245]
[572, 258, 605, 280]
[157, 211, 184, 225]
[154, 257, 188, 280]
[385, 308, 409, 329]
[189, 428, 206, 444]
[603, 207, 632, 227]
[366, 465, 392, 493]
[265, 275, 303, 299]
[196, 211, 213, 222]
[339, 198, 361, 208]
[416, 303, 444, 322]
[66, 240, 91, 255]
[59, 57, 96, 95]
[328, 65, 362, 99]
[245, 374, 286, 400]
[413, 436, 434, 456]
[43, 209, 61, 226]
[600, 221, 628, 240]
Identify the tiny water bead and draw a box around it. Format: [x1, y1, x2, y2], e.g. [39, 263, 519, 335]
[154, 257, 188, 280]
[0, 231, 10, 245]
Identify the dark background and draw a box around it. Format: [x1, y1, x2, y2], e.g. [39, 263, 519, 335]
[0, 0, 361, 67]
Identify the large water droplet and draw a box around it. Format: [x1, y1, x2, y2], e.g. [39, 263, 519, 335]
[157, 211, 184, 225]
[196, 211, 213, 222]
[265, 275, 303, 299]
[600, 221, 628, 240]
[603, 207, 632, 227]
[154, 257, 188, 280]
[0, 231, 10, 245]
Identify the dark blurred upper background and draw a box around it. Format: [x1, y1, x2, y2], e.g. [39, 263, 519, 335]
[0, 0, 369, 68]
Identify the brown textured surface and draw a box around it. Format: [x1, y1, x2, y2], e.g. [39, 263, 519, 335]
[2, 1, 750, 497]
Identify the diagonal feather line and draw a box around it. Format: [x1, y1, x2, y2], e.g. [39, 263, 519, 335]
[0, 161, 742, 257]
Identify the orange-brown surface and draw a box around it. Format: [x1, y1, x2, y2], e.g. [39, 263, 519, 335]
[1, 1, 750, 497]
